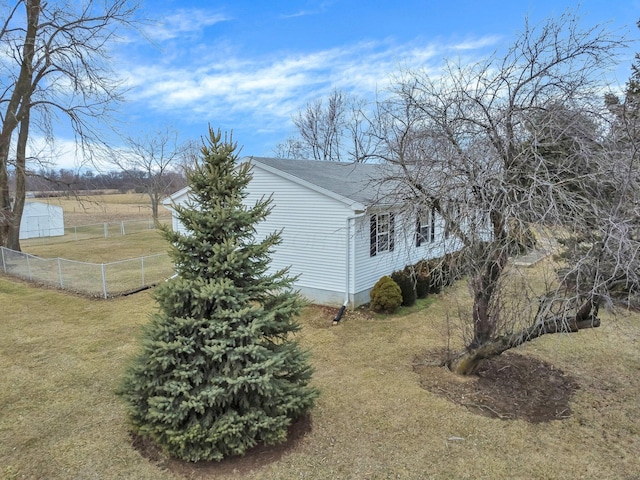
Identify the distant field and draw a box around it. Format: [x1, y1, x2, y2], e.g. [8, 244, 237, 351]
[29, 193, 171, 227]
[21, 193, 172, 261]
[15, 194, 174, 295]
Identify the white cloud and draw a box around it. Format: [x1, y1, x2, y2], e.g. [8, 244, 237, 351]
[126, 36, 498, 114]
[280, 10, 317, 19]
[279, 1, 335, 19]
[117, 33, 501, 154]
[23, 135, 123, 172]
[24, 136, 85, 171]
[143, 9, 231, 42]
[452, 35, 503, 51]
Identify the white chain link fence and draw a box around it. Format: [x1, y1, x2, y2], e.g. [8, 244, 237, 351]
[22, 219, 162, 245]
[1, 246, 174, 298]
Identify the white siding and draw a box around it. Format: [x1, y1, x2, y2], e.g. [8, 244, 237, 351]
[245, 166, 353, 298]
[168, 165, 354, 305]
[166, 164, 467, 307]
[352, 210, 461, 298]
[172, 210, 186, 235]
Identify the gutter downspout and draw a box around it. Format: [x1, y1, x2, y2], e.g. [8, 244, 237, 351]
[333, 212, 365, 324]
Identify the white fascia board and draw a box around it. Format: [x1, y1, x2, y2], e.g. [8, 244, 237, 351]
[162, 186, 191, 208]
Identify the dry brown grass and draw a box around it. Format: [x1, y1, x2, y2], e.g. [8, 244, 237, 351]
[23, 230, 170, 263]
[1, 273, 639, 479]
[4, 196, 639, 478]
[30, 193, 171, 226]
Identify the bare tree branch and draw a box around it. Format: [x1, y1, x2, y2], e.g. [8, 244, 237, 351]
[0, 0, 140, 250]
[371, 12, 631, 374]
[111, 126, 187, 224]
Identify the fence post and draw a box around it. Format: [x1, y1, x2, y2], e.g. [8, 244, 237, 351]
[1, 247, 5, 273]
[104, 223, 108, 238]
[101, 263, 108, 299]
[58, 258, 64, 288]
[121, 221, 125, 236]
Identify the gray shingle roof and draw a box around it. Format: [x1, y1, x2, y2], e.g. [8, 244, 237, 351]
[246, 157, 398, 208]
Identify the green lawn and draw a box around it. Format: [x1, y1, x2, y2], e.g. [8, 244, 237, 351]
[2, 274, 639, 479]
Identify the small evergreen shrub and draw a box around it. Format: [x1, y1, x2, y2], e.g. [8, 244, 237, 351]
[441, 254, 453, 286]
[413, 261, 430, 299]
[370, 276, 403, 313]
[427, 252, 464, 292]
[507, 219, 537, 255]
[391, 269, 416, 307]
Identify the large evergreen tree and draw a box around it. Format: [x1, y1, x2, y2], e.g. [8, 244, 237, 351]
[120, 128, 318, 462]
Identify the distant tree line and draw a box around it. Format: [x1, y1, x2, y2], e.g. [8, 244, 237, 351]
[8, 168, 186, 197]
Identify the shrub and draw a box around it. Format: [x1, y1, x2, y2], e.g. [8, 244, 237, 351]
[413, 261, 430, 299]
[427, 260, 443, 294]
[370, 276, 403, 313]
[426, 252, 467, 293]
[441, 255, 453, 286]
[391, 269, 417, 307]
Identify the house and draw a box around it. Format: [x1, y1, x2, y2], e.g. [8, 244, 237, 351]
[19, 201, 65, 240]
[163, 157, 460, 308]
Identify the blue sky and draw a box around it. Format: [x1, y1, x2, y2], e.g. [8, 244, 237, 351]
[52, 0, 640, 168]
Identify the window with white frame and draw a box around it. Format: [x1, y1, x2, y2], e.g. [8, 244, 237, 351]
[370, 213, 395, 256]
[416, 207, 435, 246]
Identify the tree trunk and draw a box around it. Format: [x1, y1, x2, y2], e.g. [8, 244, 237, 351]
[8, 113, 31, 251]
[470, 243, 508, 348]
[0, 0, 39, 249]
[148, 187, 160, 226]
[0, 138, 11, 247]
[448, 308, 601, 375]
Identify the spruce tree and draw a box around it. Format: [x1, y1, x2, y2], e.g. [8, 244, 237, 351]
[120, 128, 318, 462]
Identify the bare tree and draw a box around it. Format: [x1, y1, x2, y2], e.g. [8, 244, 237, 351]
[179, 138, 204, 173]
[273, 136, 306, 159]
[115, 127, 187, 224]
[289, 88, 376, 162]
[0, 0, 139, 250]
[372, 13, 632, 374]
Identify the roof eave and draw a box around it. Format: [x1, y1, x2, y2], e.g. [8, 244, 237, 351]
[162, 186, 191, 207]
[244, 156, 368, 212]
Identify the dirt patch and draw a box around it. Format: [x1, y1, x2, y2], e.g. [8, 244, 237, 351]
[130, 352, 578, 477]
[131, 414, 312, 478]
[306, 304, 375, 328]
[413, 351, 579, 423]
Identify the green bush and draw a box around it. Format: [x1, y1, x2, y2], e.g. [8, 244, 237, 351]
[413, 262, 430, 299]
[507, 219, 537, 255]
[391, 269, 416, 307]
[370, 276, 403, 313]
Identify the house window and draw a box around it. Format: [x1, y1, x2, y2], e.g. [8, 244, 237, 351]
[370, 213, 395, 256]
[416, 208, 435, 246]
